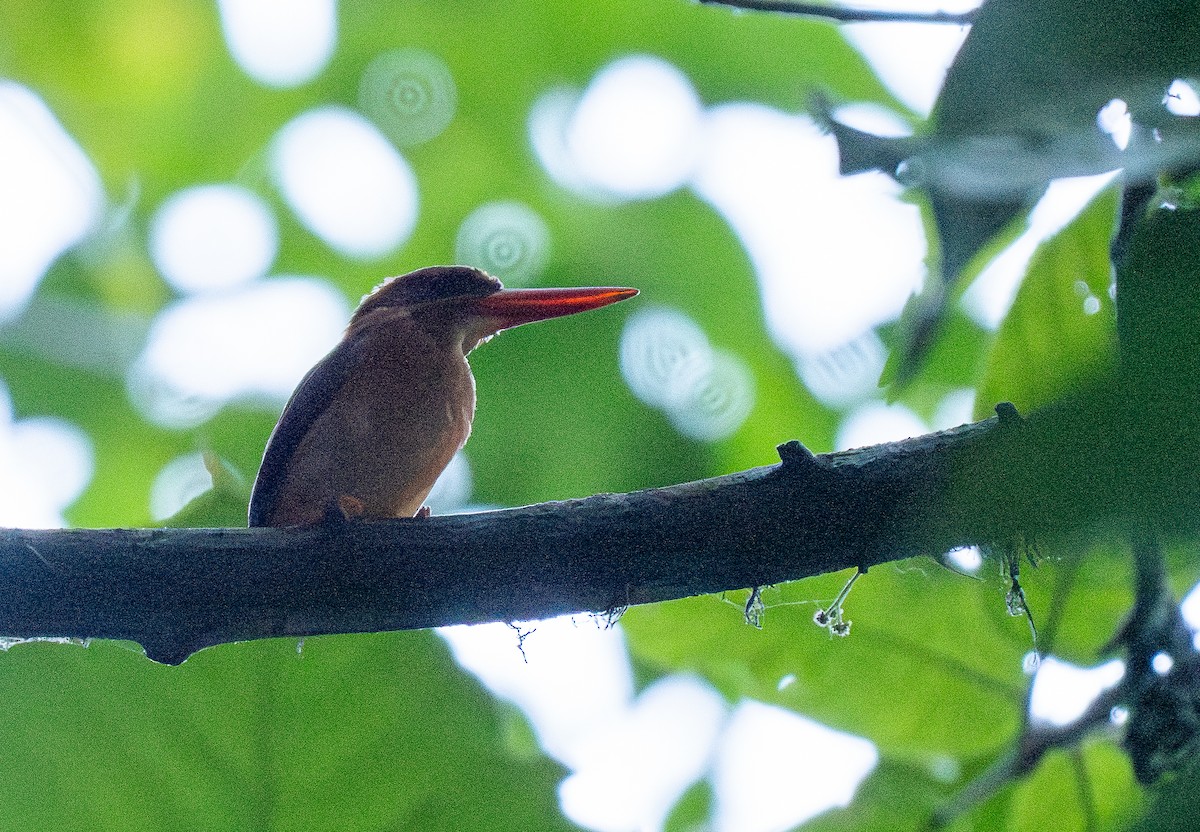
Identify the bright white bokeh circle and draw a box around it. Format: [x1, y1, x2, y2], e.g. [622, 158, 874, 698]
[149, 452, 214, 521]
[129, 277, 350, 428]
[693, 104, 926, 356]
[0, 82, 103, 321]
[558, 676, 726, 832]
[562, 55, 704, 200]
[150, 184, 278, 293]
[0, 382, 93, 528]
[713, 701, 878, 832]
[836, 401, 929, 451]
[1029, 658, 1124, 727]
[454, 201, 551, 286]
[217, 0, 337, 88]
[1166, 79, 1200, 116]
[619, 307, 755, 442]
[271, 107, 419, 259]
[359, 48, 458, 146]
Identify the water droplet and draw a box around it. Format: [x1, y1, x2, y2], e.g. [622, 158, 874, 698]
[1023, 651, 1040, 674]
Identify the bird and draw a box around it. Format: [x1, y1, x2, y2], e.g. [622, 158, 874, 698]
[248, 265, 637, 527]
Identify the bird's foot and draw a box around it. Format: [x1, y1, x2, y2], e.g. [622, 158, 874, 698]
[415, 505, 431, 518]
[323, 494, 366, 525]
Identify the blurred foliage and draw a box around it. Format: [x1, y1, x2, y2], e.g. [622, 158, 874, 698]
[974, 186, 1119, 418]
[0, 0, 1198, 830]
[835, 0, 1200, 385]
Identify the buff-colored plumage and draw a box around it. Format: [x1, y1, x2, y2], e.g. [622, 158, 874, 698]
[249, 266, 636, 527]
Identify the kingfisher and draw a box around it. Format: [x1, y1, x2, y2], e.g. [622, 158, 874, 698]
[248, 266, 637, 527]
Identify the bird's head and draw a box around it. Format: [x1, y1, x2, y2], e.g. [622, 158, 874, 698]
[348, 266, 638, 354]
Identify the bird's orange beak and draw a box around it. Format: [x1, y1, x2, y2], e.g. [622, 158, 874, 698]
[469, 286, 638, 330]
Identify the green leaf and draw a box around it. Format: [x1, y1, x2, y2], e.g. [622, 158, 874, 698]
[0, 634, 574, 831]
[623, 564, 1029, 758]
[800, 757, 952, 831]
[975, 186, 1119, 418]
[936, 0, 1200, 136]
[663, 778, 714, 832]
[1010, 742, 1141, 832]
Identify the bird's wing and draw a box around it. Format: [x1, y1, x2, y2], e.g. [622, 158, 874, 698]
[248, 337, 364, 527]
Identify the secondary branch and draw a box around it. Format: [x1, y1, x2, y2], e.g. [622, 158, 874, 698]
[697, 0, 977, 25]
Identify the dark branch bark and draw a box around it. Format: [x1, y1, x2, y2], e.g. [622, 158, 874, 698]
[2, 381, 1196, 666]
[697, 0, 977, 25]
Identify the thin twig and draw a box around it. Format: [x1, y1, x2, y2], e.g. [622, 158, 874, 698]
[932, 686, 1122, 827]
[697, 0, 977, 25]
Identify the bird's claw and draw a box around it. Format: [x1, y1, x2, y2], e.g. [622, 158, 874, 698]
[322, 494, 366, 525]
[415, 505, 431, 518]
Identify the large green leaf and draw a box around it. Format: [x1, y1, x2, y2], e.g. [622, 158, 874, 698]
[975, 187, 1119, 418]
[623, 563, 1030, 758]
[0, 634, 574, 831]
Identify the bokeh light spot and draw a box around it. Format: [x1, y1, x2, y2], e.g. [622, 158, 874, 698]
[1097, 98, 1132, 150]
[932, 387, 976, 430]
[532, 55, 703, 202]
[271, 107, 419, 259]
[841, 1, 978, 116]
[795, 332, 888, 410]
[529, 87, 618, 203]
[1029, 657, 1124, 727]
[693, 103, 926, 355]
[619, 308, 711, 410]
[0, 82, 103, 321]
[424, 451, 473, 514]
[440, 617, 635, 764]
[559, 676, 726, 832]
[455, 201, 551, 286]
[217, 0, 336, 88]
[0, 382, 93, 528]
[831, 101, 914, 137]
[945, 545, 983, 573]
[150, 184, 278, 293]
[713, 701, 877, 832]
[962, 172, 1117, 330]
[835, 401, 928, 451]
[442, 618, 725, 832]
[1165, 79, 1200, 116]
[667, 350, 755, 443]
[620, 307, 754, 442]
[129, 277, 350, 428]
[359, 48, 457, 146]
[149, 452, 214, 521]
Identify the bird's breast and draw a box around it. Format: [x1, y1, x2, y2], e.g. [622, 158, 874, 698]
[269, 332, 477, 523]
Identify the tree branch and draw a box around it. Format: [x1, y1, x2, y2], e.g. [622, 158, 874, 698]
[2, 381, 1197, 666]
[697, 0, 977, 25]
